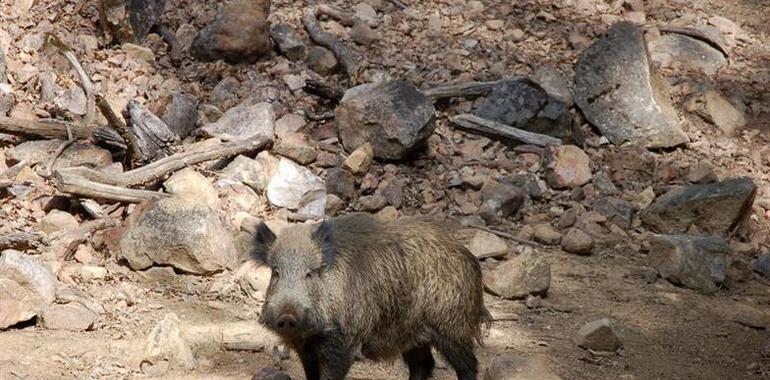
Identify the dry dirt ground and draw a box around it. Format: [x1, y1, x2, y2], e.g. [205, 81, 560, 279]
[1, 0, 770, 379]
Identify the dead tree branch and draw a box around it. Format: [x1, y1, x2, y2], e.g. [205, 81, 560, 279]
[451, 114, 563, 147]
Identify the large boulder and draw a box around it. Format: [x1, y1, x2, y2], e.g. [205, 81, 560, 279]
[574, 22, 688, 149]
[640, 177, 756, 235]
[0, 250, 57, 329]
[335, 80, 435, 160]
[119, 197, 238, 274]
[648, 234, 727, 294]
[99, 0, 165, 43]
[190, 0, 272, 63]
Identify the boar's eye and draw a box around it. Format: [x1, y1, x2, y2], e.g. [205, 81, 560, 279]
[271, 268, 280, 278]
[305, 270, 312, 279]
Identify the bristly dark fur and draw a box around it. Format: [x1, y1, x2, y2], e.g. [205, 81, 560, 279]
[252, 222, 276, 263]
[312, 219, 336, 266]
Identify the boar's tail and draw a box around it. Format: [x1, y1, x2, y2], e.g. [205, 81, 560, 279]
[475, 305, 493, 347]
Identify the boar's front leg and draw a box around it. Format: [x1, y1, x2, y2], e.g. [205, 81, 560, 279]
[298, 332, 352, 380]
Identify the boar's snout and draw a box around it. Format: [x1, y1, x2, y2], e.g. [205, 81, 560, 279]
[267, 303, 308, 336]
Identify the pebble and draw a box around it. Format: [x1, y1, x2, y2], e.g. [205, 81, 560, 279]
[574, 318, 622, 352]
[561, 228, 594, 255]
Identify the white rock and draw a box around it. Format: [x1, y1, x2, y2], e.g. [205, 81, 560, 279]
[266, 158, 325, 210]
[38, 210, 79, 236]
[163, 168, 219, 208]
[199, 101, 275, 141]
[0, 250, 57, 328]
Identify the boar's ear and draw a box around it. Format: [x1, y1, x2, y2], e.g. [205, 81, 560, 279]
[313, 219, 336, 266]
[252, 222, 276, 264]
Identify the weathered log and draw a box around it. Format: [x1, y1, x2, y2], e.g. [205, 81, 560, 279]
[96, 94, 140, 167]
[54, 169, 169, 203]
[124, 100, 180, 164]
[304, 79, 344, 103]
[450, 114, 563, 147]
[55, 136, 272, 189]
[422, 80, 502, 100]
[0, 116, 93, 140]
[302, 8, 360, 80]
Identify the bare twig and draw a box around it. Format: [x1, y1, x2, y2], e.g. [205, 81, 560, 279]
[42, 123, 74, 178]
[470, 224, 546, 248]
[652, 25, 731, 60]
[54, 169, 170, 203]
[451, 114, 563, 147]
[386, 0, 407, 9]
[302, 8, 361, 81]
[422, 80, 502, 100]
[96, 94, 141, 168]
[304, 79, 344, 104]
[46, 34, 95, 127]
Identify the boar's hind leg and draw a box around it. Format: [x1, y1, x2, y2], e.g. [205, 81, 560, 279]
[435, 339, 478, 380]
[402, 345, 435, 380]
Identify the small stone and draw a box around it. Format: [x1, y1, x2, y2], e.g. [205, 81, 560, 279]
[270, 24, 306, 61]
[531, 65, 573, 106]
[222, 152, 278, 192]
[343, 143, 374, 175]
[283, 74, 305, 92]
[568, 31, 591, 50]
[335, 80, 435, 160]
[648, 234, 727, 294]
[305, 46, 338, 76]
[38, 210, 79, 236]
[252, 367, 292, 380]
[705, 90, 746, 135]
[325, 194, 346, 215]
[630, 186, 656, 211]
[155, 92, 199, 138]
[141, 313, 196, 374]
[274, 113, 306, 138]
[499, 174, 544, 200]
[685, 161, 717, 184]
[376, 206, 400, 221]
[592, 197, 633, 229]
[544, 145, 592, 189]
[533, 224, 562, 246]
[355, 194, 387, 212]
[561, 228, 594, 255]
[73, 244, 96, 265]
[484, 354, 561, 380]
[272, 133, 317, 165]
[7, 140, 113, 169]
[574, 318, 621, 352]
[199, 101, 275, 141]
[726, 257, 753, 283]
[163, 168, 219, 209]
[266, 158, 325, 210]
[708, 16, 744, 37]
[40, 302, 98, 331]
[466, 230, 509, 259]
[592, 171, 618, 195]
[351, 21, 378, 46]
[122, 42, 155, 62]
[483, 251, 550, 300]
[211, 77, 240, 110]
[648, 34, 727, 76]
[190, 0, 271, 63]
[54, 87, 87, 115]
[505, 29, 526, 42]
[753, 255, 770, 277]
[479, 181, 526, 224]
[485, 20, 505, 30]
[354, 2, 378, 25]
[325, 168, 357, 200]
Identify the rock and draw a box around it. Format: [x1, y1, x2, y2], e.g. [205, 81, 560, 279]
[119, 197, 238, 274]
[266, 158, 325, 210]
[40, 302, 98, 331]
[55, 87, 87, 115]
[221, 153, 276, 191]
[648, 33, 727, 76]
[708, 16, 744, 37]
[705, 90, 746, 134]
[355, 194, 387, 212]
[0, 83, 13, 116]
[466, 230, 509, 259]
[531, 65, 573, 106]
[38, 210, 79, 236]
[0, 250, 56, 328]
[190, 0, 272, 63]
[376, 206, 399, 221]
[98, 0, 165, 43]
[199, 101, 275, 141]
[685, 161, 717, 184]
[544, 145, 592, 189]
[483, 251, 550, 300]
[568, 31, 591, 50]
[506, 28, 526, 42]
[478, 181, 526, 224]
[351, 21, 378, 46]
[154, 92, 199, 138]
[574, 319, 622, 352]
[7, 140, 112, 169]
[163, 168, 219, 209]
[533, 224, 562, 246]
[305, 46, 338, 76]
[753, 255, 770, 277]
[122, 42, 154, 62]
[325, 194, 346, 215]
[141, 313, 196, 375]
[726, 257, 753, 283]
[640, 177, 756, 235]
[253, 367, 292, 380]
[592, 197, 633, 229]
[270, 24, 306, 61]
[272, 133, 317, 165]
[126, 100, 181, 162]
[631, 186, 656, 211]
[484, 354, 561, 380]
[574, 22, 687, 148]
[335, 80, 436, 160]
[354, 2, 378, 25]
[235, 260, 271, 301]
[325, 168, 357, 200]
[592, 171, 618, 195]
[74, 244, 97, 265]
[474, 78, 571, 139]
[499, 174, 545, 200]
[210, 77, 240, 110]
[343, 143, 374, 175]
[274, 113, 306, 138]
[648, 234, 727, 294]
[561, 228, 594, 255]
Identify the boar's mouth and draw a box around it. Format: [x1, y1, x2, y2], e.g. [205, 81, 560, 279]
[259, 305, 323, 339]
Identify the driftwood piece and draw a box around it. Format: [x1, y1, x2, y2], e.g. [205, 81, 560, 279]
[0, 232, 45, 251]
[124, 100, 180, 164]
[422, 80, 502, 100]
[55, 136, 272, 190]
[184, 321, 279, 351]
[451, 114, 563, 147]
[302, 8, 360, 80]
[93, 126, 127, 150]
[654, 25, 731, 60]
[0, 116, 93, 140]
[54, 169, 169, 203]
[97, 94, 140, 167]
[317, 5, 357, 27]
